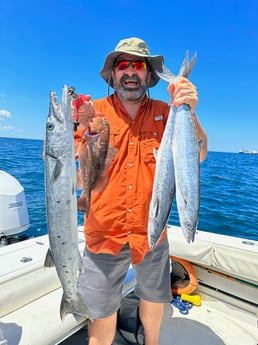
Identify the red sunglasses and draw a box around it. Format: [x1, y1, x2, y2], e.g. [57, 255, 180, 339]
[115, 60, 147, 71]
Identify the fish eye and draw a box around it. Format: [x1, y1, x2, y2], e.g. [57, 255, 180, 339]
[185, 221, 192, 230]
[47, 122, 55, 131]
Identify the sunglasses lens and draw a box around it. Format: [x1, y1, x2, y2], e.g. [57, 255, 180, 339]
[116, 61, 130, 70]
[133, 61, 147, 70]
[116, 60, 147, 71]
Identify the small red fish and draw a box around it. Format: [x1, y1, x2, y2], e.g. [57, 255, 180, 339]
[77, 112, 117, 216]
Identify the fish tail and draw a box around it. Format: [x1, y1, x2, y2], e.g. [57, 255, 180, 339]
[72, 293, 93, 322]
[77, 192, 90, 217]
[60, 294, 74, 321]
[44, 248, 55, 267]
[60, 293, 93, 322]
[77, 168, 83, 190]
[157, 50, 197, 82]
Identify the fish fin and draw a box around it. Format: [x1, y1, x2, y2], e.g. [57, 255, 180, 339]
[44, 248, 55, 267]
[51, 159, 62, 183]
[60, 294, 93, 322]
[149, 198, 171, 251]
[77, 168, 83, 190]
[150, 197, 159, 219]
[178, 51, 197, 78]
[156, 64, 177, 83]
[177, 182, 188, 207]
[77, 192, 90, 217]
[105, 145, 118, 167]
[186, 52, 197, 77]
[198, 139, 203, 153]
[72, 292, 93, 322]
[182, 191, 188, 207]
[163, 197, 174, 229]
[91, 145, 118, 193]
[155, 198, 160, 218]
[153, 148, 158, 161]
[157, 51, 197, 84]
[60, 294, 73, 321]
[78, 251, 84, 272]
[92, 176, 109, 194]
[178, 50, 189, 77]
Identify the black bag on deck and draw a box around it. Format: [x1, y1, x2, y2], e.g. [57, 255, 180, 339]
[117, 293, 145, 345]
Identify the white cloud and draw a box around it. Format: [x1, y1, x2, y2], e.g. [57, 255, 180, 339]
[0, 125, 14, 130]
[0, 109, 12, 120]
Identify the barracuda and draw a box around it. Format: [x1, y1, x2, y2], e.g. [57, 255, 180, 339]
[44, 85, 92, 321]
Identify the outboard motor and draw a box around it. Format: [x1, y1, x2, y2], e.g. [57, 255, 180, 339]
[0, 170, 30, 244]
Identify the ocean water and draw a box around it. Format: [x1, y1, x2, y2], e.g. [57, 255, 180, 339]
[0, 137, 257, 241]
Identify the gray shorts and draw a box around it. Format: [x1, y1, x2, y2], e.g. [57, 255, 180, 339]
[77, 237, 172, 319]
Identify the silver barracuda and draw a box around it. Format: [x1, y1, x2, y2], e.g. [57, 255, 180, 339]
[44, 85, 92, 321]
[156, 51, 201, 243]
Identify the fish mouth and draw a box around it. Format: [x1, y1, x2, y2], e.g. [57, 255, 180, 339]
[87, 115, 100, 136]
[83, 127, 100, 139]
[88, 114, 96, 122]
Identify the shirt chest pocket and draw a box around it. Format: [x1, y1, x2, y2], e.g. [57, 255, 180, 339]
[109, 127, 120, 146]
[139, 130, 162, 164]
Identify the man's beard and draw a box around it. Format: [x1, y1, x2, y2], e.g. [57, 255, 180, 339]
[113, 74, 148, 102]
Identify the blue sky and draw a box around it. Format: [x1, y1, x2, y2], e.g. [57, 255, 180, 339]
[0, 0, 257, 152]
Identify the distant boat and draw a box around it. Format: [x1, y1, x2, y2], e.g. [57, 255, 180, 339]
[239, 148, 258, 154]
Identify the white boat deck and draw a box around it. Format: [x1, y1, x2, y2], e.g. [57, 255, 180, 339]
[1, 287, 257, 345]
[0, 226, 257, 345]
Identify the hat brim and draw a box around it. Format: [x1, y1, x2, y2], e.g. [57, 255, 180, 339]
[100, 51, 164, 88]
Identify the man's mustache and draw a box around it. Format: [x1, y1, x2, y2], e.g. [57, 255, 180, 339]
[120, 74, 141, 84]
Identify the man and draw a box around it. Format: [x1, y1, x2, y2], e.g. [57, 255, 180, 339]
[72, 37, 207, 345]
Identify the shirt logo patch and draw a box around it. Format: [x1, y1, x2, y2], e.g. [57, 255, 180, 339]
[154, 115, 164, 121]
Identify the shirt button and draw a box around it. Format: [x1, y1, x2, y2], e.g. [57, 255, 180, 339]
[128, 185, 132, 190]
[128, 208, 132, 213]
[130, 141, 134, 146]
[128, 230, 132, 234]
[129, 162, 133, 167]
[153, 132, 157, 136]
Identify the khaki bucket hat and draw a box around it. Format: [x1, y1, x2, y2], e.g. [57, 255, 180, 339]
[100, 37, 164, 88]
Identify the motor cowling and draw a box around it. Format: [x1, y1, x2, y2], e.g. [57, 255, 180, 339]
[0, 170, 30, 237]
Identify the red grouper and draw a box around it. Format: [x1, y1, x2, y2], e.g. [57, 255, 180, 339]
[77, 112, 118, 217]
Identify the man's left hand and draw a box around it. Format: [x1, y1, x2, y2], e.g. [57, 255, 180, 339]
[167, 77, 198, 114]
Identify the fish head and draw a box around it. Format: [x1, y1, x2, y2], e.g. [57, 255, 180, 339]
[179, 207, 197, 243]
[88, 112, 108, 134]
[45, 87, 72, 159]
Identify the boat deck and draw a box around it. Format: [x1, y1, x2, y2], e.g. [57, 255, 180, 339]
[1, 286, 257, 345]
[0, 226, 257, 345]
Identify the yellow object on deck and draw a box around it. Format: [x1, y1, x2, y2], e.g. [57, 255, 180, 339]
[181, 294, 201, 306]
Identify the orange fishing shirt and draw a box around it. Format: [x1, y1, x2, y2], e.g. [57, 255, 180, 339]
[75, 93, 170, 264]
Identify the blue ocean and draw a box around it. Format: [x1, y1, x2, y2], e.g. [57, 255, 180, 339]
[0, 137, 257, 241]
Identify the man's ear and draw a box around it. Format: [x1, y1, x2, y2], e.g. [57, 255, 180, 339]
[148, 71, 151, 83]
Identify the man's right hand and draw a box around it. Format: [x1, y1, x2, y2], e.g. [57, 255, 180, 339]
[71, 94, 95, 130]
